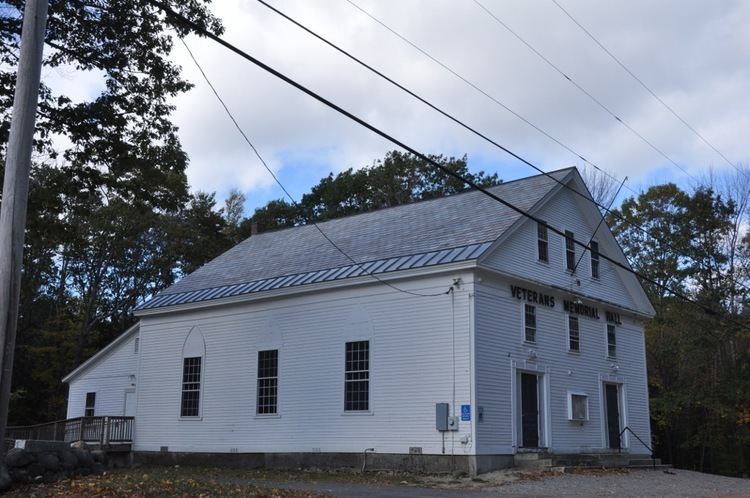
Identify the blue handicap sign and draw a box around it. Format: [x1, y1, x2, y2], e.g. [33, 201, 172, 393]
[461, 404, 471, 421]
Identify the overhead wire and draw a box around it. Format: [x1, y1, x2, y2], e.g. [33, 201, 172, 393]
[549, 0, 748, 181]
[256, 0, 750, 297]
[147, 0, 750, 333]
[470, 0, 699, 183]
[179, 38, 450, 298]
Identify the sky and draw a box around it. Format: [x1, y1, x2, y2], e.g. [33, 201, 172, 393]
[45, 0, 750, 213]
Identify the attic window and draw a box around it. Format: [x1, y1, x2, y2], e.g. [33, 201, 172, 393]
[537, 222, 549, 262]
[590, 241, 600, 279]
[565, 230, 575, 271]
[134, 337, 139, 354]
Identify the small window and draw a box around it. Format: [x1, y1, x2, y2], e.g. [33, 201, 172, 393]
[568, 315, 580, 352]
[345, 341, 369, 411]
[256, 350, 278, 415]
[590, 241, 600, 279]
[84, 392, 95, 417]
[524, 304, 536, 343]
[537, 222, 549, 262]
[134, 337, 140, 354]
[607, 324, 617, 358]
[568, 393, 589, 421]
[565, 230, 575, 271]
[181, 356, 202, 417]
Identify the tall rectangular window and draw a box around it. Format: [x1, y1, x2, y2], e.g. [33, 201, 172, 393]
[607, 324, 617, 358]
[590, 241, 600, 279]
[256, 350, 278, 415]
[565, 230, 575, 271]
[134, 337, 140, 354]
[537, 222, 549, 262]
[181, 357, 202, 417]
[345, 341, 369, 411]
[84, 392, 95, 417]
[568, 315, 580, 352]
[524, 304, 536, 343]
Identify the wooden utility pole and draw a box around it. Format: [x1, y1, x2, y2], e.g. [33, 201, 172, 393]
[0, 0, 49, 454]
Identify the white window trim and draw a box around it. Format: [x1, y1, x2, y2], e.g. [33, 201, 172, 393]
[567, 314, 580, 353]
[590, 240, 600, 280]
[606, 323, 617, 359]
[84, 392, 96, 417]
[563, 229, 576, 273]
[256, 348, 280, 417]
[537, 221, 549, 264]
[343, 339, 372, 414]
[567, 390, 589, 421]
[522, 302, 537, 344]
[179, 355, 204, 420]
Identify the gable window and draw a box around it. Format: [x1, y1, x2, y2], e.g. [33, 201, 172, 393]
[537, 222, 549, 262]
[345, 341, 369, 411]
[568, 392, 589, 421]
[134, 337, 139, 354]
[524, 304, 536, 343]
[181, 356, 202, 417]
[568, 315, 580, 352]
[84, 392, 95, 417]
[590, 241, 600, 279]
[565, 230, 575, 271]
[607, 324, 617, 358]
[257, 350, 278, 415]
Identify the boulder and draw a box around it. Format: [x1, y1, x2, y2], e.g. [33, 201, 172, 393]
[5, 447, 35, 468]
[38, 452, 61, 472]
[72, 448, 94, 467]
[0, 464, 11, 492]
[59, 450, 77, 471]
[42, 470, 60, 484]
[91, 462, 105, 474]
[91, 449, 107, 464]
[8, 467, 29, 484]
[26, 462, 43, 479]
[70, 440, 88, 450]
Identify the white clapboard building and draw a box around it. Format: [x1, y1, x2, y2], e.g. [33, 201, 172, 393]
[63, 167, 655, 473]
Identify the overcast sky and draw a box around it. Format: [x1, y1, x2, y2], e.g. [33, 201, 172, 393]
[47, 0, 750, 212]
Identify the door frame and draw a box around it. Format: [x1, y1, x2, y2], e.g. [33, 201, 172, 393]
[123, 388, 136, 417]
[511, 361, 551, 450]
[599, 380, 628, 450]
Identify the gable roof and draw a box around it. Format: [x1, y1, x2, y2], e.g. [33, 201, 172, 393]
[62, 323, 139, 383]
[135, 168, 575, 312]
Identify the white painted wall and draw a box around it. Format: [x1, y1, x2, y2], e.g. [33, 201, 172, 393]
[134, 272, 476, 455]
[66, 332, 139, 418]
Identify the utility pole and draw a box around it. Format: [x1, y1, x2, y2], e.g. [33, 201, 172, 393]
[0, 0, 49, 459]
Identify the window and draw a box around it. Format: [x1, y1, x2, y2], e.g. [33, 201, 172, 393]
[256, 350, 278, 415]
[134, 337, 139, 354]
[524, 304, 536, 343]
[84, 392, 95, 417]
[590, 241, 600, 279]
[181, 356, 202, 417]
[607, 324, 617, 358]
[565, 230, 575, 271]
[568, 393, 589, 421]
[568, 315, 580, 352]
[345, 341, 369, 411]
[537, 222, 549, 262]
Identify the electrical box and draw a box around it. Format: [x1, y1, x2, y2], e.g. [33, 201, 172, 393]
[448, 416, 459, 431]
[435, 403, 449, 431]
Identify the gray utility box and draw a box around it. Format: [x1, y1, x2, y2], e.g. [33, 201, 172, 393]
[436, 403, 449, 431]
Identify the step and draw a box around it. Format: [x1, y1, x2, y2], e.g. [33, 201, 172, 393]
[515, 458, 553, 469]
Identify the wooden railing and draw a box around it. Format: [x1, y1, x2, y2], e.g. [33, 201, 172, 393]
[6, 416, 134, 446]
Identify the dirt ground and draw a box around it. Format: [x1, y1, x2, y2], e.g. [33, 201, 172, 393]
[7, 465, 750, 497]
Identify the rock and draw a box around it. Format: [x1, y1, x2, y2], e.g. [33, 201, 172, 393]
[72, 448, 94, 467]
[5, 447, 35, 468]
[26, 462, 44, 479]
[91, 462, 105, 474]
[91, 449, 107, 464]
[42, 470, 58, 484]
[38, 452, 60, 471]
[59, 450, 77, 471]
[0, 464, 11, 492]
[8, 467, 29, 484]
[70, 440, 88, 450]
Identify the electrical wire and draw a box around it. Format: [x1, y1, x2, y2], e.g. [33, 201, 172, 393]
[340, 0, 636, 197]
[179, 38, 449, 299]
[256, 0, 750, 297]
[470, 0, 699, 183]
[148, 1, 750, 332]
[549, 0, 748, 181]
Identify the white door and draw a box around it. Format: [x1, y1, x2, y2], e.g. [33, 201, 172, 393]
[124, 390, 136, 416]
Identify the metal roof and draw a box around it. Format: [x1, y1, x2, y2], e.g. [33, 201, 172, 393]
[136, 242, 492, 311]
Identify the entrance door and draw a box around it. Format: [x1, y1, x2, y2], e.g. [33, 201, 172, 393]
[124, 390, 136, 417]
[604, 384, 621, 449]
[520, 373, 540, 448]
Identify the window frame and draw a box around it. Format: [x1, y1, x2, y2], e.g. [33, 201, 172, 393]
[344, 340, 370, 412]
[537, 221, 549, 263]
[606, 324, 617, 359]
[590, 240, 600, 279]
[180, 356, 202, 418]
[134, 337, 139, 354]
[84, 392, 96, 417]
[256, 349, 279, 415]
[565, 230, 576, 272]
[568, 315, 580, 352]
[567, 391, 589, 421]
[524, 304, 537, 343]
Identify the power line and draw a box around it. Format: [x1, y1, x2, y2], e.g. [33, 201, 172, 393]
[179, 38, 448, 299]
[470, 0, 699, 183]
[549, 0, 748, 181]
[340, 0, 636, 197]
[257, 0, 750, 297]
[149, 0, 750, 333]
